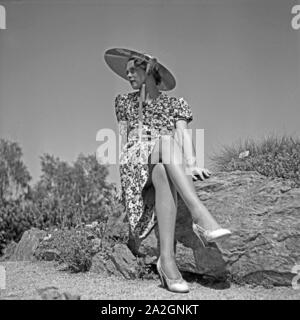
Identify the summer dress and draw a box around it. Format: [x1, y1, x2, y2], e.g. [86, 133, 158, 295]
[114, 90, 193, 242]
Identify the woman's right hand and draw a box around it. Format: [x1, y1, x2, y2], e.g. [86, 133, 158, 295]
[190, 166, 212, 181]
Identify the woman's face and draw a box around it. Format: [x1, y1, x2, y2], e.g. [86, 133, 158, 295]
[126, 60, 147, 90]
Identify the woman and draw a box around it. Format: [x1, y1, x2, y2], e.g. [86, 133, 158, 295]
[104, 48, 231, 293]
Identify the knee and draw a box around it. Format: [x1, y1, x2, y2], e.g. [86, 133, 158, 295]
[152, 163, 168, 186]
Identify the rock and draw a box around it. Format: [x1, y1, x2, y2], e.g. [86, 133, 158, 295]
[178, 171, 300, 286]
[139, 230, 158, 258]
[139, 227, 226, 278]
[90, 252, 116, 276]
[90, 244, 139, 280]
[62, 292, 81, 300]
[10, 228, 47, 261]
[238, 150, 250, 159]
[36, 287, 63, 300]
[137, 171, 300, 286]
[108, 244, 139, 279]
[36, 287, 80, 300]
[1, 294, 21, 300]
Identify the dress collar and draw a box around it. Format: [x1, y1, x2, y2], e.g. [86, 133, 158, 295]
[132, 90, 164, 104]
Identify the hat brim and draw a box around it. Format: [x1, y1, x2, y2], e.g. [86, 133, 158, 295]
[104, 48, 176, 91]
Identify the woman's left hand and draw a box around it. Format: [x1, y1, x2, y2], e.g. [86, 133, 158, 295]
[189, 167, 212, 181]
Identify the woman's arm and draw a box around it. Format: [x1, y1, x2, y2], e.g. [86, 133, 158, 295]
[174, 120, 211, 180]
[174, 120, 197, 167]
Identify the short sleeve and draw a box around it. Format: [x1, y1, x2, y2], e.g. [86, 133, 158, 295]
[114, 94, 128, 122]
[173, 97, 193, 124]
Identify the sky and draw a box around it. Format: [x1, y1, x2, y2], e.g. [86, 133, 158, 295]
[0, 0, 299, 189]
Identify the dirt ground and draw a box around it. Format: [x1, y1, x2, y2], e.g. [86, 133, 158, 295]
[0, 261, 299, 300]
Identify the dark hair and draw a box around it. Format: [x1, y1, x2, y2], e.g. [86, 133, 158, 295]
[128, 57, 162, 86]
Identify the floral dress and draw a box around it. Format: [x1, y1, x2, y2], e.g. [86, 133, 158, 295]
[114, 90, 193, 242]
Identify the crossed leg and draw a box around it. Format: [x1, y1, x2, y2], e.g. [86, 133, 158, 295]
[150, 134, 220, 230]
[149, 134, 221, 279]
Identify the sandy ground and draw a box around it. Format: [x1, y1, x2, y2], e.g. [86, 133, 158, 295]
[0, 261, 299, 300]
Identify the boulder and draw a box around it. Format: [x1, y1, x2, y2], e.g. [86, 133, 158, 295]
[90, 243, 139, 279]
[139, 171, 300, 286]
[89, 212, 140, 279]
[90, 252, 114, 276]
[108, 243, 139, 279]
[10, 228, 47, 261]
[140, 225, 226, 278]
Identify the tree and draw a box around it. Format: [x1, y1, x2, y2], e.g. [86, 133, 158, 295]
[31, 152, 115, 227]
[0, 139, 31, 202]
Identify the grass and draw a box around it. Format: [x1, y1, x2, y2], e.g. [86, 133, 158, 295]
[210, 134, 300, 187]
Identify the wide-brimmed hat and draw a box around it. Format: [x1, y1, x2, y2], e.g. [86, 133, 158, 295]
[104, 48, 176, 91]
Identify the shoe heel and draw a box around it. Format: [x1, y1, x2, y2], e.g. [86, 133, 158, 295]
[156, 257, 189, 293]
[192, 222, 232, 243]
[192, 223, 208, 247]
[156, 259, 166, 288]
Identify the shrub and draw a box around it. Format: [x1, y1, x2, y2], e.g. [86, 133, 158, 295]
[34, 220, 126, 273]
[35, 221, 156, 278]
[52, 228, 94, 272]
[0, 184, 122, 255]
[0, 199, 36, 252]
[0, 139, 124, 256]
[210, 135, 300, 187]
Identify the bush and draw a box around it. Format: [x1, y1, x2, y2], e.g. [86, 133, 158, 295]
[35, 221, 156, 279]
[0, 199, 36, 252]
[0, 185, 123, 255]
[0, 140, 124, 256]
[34, 220, 126, 273]
[210, 135, 300, 187]
[50, 228, 95, 272]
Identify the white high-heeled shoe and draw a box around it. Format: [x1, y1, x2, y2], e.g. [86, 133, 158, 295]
[192, 222, 232, 244]
[156, 257, 189, 293]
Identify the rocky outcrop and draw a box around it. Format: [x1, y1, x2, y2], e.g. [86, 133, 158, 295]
[10, 228, 47, 261]
[139, 171, 300, 286]
[6, 171, 299, 287]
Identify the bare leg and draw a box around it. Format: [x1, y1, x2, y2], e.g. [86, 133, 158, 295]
[150, 135, 220, 230]
[152, 163, 181, 279]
